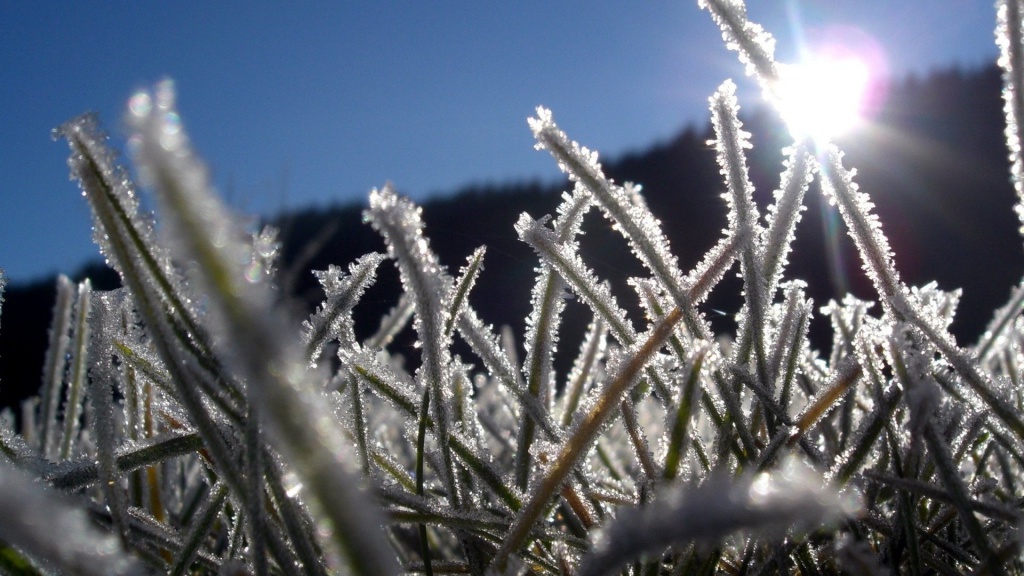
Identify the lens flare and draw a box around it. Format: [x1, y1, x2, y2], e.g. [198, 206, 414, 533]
[774, 55, 871, 143]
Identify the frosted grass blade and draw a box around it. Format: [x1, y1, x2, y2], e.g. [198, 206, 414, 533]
[415, 388, 434, 576]
[997, 0, 1024, 240]
[529, 108, 710, 341]
[59, 113, 250, 502]
[761, 145, 813, 299]
[819, 148, 905, 314]
[87, 292, 129, 542]
[0, 461, 146, 576]
[663, 343, 710, 481]
[699, 0, 778, 86]
[444, 246, 486, 340]
[560, 319, 607, 429]
[683, 233, 740, 307]
[244, 403, 269, 576]
[58, 279, 91, 460]
[48, 430, 202, 490]
[492, 305, 686, 570]
[516, 259, 565, 490]
[789, 357, 862, 445]
[457, 308, 560, 441]
[710, 81, 769, 388]
[304, 252, 387, 363]
[126, 80, 399, 576]
[364, 185, 461, 508]
[516, 213, 636, 346]
[170, 482, 228, 576]
[56, 115, 232, 403]
[517, 190, 591, 488]
[39, 275, 74, 459]
[262, 458, 330, 576]
[576, 458, 855, 576]
[771, 282, 811, 408]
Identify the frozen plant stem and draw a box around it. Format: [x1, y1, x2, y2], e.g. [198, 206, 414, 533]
[493, 306, 684, 569]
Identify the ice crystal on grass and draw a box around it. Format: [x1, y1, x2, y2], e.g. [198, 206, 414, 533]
[529, 109, 701, 338]
[699, 0, 779, 88]
[7, 0, 1024, 574]
[819, 147, 904, 313]
[0, 461, 146, 576]
[998, 0, 1024, 238]
[577, 458, 856, 576]
[304, 252, 387, 363]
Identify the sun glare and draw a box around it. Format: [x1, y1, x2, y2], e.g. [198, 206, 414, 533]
[774, 55, 871, 143]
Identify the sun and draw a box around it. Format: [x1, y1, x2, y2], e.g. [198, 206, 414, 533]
[772, 55, 872, 143]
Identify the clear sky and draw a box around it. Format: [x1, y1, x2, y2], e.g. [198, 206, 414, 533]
[0, 1, 998, 283]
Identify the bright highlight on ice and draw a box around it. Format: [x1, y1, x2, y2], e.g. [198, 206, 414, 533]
[774, 55, 871, 143]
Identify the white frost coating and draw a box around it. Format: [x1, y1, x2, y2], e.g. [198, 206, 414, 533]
[888, 324, 942, 438]
[529, 109, 703, 337]
[516, 212, 636, 347]
[710, 80, 772, 385]
[246, 224, 281, 284]
[56, 115, 142, 261]
[819, 146, 904, 312]
[0, 460, 146, 575]
[710, 81, 762, 268]
[59, 279, 92, 460]
[761, 144, 814, 299]
[339, 345, 419, 415]
[39, 275, 75, 458]
[699, 0, 779, 88]
[304, 252, 387, 363]
[906, 282, 961, 333]
[560, 319, 608, 429]
[87, 291, 129, 541]
[127, 80, 399, 575]
[977, 276, 1024, 361]
[769, 281, 812, 402]
[710, 83, 756, 208]
[364, 185, 463, 508]
[363, 187, 454, 381]
[446, 246, 487, 340]
[521, 186, 593, 398]
[996, 0, 1024, 239]
[822, 294, 876, 369]
[56, 114, 192, 321]
[458, 308, 561, 443]
[517, 188, 594, 485]
[577, 457, 858, 576]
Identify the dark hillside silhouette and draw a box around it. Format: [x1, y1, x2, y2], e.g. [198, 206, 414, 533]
[2, 64, 1020, 411]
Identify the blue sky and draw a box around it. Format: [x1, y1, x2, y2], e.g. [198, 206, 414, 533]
[0, 1, 998, 283]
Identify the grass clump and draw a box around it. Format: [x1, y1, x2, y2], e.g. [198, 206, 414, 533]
[2, 1, 1024, 574]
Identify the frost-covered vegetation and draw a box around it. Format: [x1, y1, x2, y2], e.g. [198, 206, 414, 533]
[3, 0, 1024, 574]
